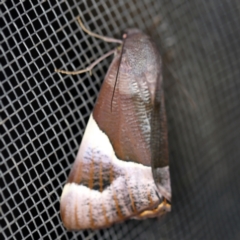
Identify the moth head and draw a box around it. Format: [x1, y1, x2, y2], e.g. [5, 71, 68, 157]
[124, 28, 143, 36]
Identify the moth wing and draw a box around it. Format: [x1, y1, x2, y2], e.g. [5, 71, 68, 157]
[94, 49, 171, 200]
[93, 53, 152, 166]
[60, 113, 164, 230]
[60, 31, 171, 230]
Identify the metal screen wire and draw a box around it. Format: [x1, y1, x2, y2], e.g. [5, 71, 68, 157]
[1, 1, 240, 240]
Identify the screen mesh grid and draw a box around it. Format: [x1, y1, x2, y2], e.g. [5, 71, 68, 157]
[1, 0, 240, 239]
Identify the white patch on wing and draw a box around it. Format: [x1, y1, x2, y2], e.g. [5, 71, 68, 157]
[61, 114, 170, 230]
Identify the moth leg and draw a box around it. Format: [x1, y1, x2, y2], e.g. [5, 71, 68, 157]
[76, 16, 122, 44]
[134, 199, 171, 219]
[55, 16, 122, 75]
[55, 48, 116, 75]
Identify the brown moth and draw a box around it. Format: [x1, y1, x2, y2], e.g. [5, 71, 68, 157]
[56, 17, 171, 230]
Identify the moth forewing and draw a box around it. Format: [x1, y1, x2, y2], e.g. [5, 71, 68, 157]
[57, 17, 171, 230]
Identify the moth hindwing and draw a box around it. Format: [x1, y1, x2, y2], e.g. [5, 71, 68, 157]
[56, 17, 171, 230]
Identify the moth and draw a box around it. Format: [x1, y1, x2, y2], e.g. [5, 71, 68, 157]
[55, 17, 171, 230]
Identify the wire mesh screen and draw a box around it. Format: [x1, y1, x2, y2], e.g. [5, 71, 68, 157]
[1, 0, 240, 239]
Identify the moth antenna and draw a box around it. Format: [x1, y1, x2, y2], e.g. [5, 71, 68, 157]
[111, 34, 127, 111]
[55, 48, 116, 75]
[77, 16, 123, 44]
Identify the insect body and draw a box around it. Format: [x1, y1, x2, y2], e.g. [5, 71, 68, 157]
[56, 17, 171, 230]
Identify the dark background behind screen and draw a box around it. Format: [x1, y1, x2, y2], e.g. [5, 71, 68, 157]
[1, 1, 240, 239]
